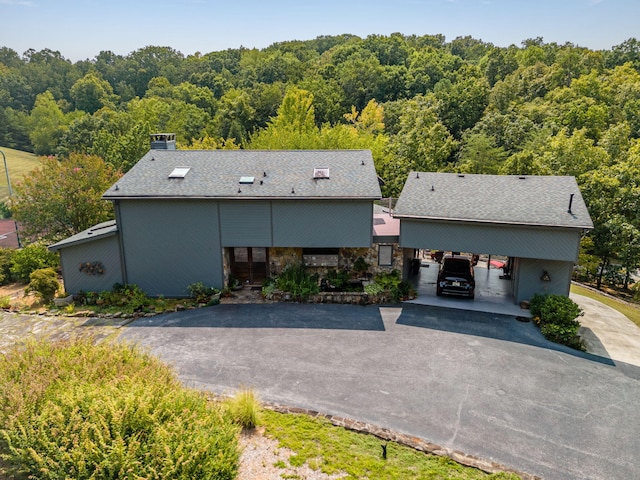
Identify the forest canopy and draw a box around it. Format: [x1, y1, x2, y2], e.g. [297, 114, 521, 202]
[2, 33, 640, 288]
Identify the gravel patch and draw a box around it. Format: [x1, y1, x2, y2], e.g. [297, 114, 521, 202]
[237, 428, 347, 480]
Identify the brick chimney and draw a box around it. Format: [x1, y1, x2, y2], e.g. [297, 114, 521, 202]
[150, 133, 176, 150]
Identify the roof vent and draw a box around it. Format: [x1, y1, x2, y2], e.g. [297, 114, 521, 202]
[313, 167, 330, 179]
[168, 167, 190, 179]
[239, 176, 255, 184]
[457, 174, 465, 178]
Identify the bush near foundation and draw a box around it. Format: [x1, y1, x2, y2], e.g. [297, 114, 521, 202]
[530, 294, 584, 350]
[26, 267, 60, 302]
[0, 338, 240, 480]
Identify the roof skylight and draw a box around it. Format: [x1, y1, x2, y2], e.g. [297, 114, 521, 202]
[168, 167, 190, 179]
[313, 167, 330, 179]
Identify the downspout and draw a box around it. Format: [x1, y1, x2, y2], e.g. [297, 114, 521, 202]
[114, 200, 128, 285]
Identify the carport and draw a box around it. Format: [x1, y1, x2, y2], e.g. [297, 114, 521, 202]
[394, 173, 593, 310]
[406, 256, 528, 316]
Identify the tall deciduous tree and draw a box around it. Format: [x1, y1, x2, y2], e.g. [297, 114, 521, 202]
[249, 88, 319, 149]
[70, 72, 119, 114]
[12, 154, 121, 242]
[27, 91, 67, 155]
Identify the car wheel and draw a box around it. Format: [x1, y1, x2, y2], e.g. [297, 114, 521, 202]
[436, 287, 442, 296]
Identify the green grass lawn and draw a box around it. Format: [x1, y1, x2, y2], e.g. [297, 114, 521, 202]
[571, 283, 640, 328]
[261, 409, 520, 479]
[0, 146, 40, 199]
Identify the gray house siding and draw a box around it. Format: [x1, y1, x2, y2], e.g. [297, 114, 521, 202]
[400, 219, 582, 262]
[219, 201, 272, 246]
[272, 200, 373, 247]
[512, 257, 574, 303]
[117, 199, 223, 296]
[59, 235, 123, 294]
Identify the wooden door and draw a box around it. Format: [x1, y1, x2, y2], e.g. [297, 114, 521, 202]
[231, 247, 268, 285]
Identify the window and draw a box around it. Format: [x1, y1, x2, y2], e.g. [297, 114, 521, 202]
[302, 248, 339, 267]
[378, 245, 393, 266]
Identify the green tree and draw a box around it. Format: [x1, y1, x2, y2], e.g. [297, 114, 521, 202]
[388, 95, 457, 172]
[12, 154, 121, 242]
[540, 128, 609, 177]
[454, 133, 508, 174]
[211, 88, 256, 144]
[70, 72, 119, 114]
[27, 91, 67, 155]
[10, 243, 59, 283]
[249, 88, 319, 149]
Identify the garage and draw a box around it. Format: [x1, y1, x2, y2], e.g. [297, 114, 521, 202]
[393, 172, 593, 314]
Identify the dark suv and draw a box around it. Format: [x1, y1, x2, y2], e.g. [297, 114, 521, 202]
[436, 256, 475, 299]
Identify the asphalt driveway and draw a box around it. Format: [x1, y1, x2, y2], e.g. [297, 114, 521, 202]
[120, 303, 640, 480]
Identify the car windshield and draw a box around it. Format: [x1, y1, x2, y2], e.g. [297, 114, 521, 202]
[443, 259, 471, 274]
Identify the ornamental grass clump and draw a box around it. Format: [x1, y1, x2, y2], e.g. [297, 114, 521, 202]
[225, 388, 262, 430]
[0, 337, 240, 479]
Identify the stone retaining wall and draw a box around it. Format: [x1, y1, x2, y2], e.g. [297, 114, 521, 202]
[270, 290, 388, 305]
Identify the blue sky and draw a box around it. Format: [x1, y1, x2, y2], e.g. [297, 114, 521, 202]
[0, 0, 638, 61]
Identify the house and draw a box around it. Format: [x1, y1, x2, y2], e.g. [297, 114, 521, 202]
[50, 135, 593, 305]
[49, 135, 391, 297]
[393, 172, 594, 303]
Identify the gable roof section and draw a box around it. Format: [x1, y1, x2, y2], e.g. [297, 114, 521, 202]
[48, 220, 118, 252]
[103, 150, 381, 200]
[394, 172, 593, 229]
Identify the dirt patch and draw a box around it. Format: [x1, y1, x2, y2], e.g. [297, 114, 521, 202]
[0, 282, 41, 310]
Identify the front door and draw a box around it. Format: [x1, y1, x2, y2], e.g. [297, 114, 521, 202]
[230, 247, 268, 285]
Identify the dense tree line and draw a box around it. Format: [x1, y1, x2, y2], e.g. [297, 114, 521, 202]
[2, 34, 640, 289]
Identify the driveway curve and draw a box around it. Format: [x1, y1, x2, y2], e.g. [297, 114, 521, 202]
[120, 303, 640, 480]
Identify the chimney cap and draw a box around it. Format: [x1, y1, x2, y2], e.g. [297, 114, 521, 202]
[150, 133, 176, 150]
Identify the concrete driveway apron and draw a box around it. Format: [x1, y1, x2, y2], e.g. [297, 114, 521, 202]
[120, 302, 640, 480]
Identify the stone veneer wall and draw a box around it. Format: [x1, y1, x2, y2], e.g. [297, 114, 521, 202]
[268, 245, 403, 279]
[356, 244, 405, 277]
[223, 245, 405, 288]
[269, 247, 303, 276]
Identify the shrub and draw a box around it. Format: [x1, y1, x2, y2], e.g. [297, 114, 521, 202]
[530, 294, 584, 349]
[529, 293, 547, 318]
[364, 282, 384, 296]
[325, 269, 350, 291]
[372, 270, 413, 301]
[352, 256, 369, 276]
[539, 294, 583, 326]
[276, 263, 319, 301]
[225, 388, 261, 430]
[10, 243, 59, 283]
[262, 278, 277, 299]
[0, 295, 11, 309]
[0, 337, 240, 479]
[188, 281, 219, 303]
[0, 248, 15, 285]
[0, 201, 12, 219]
[113, 283, 150, 311]
[25, 267, 59, 302]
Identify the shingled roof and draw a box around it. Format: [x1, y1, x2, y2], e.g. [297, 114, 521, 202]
[393, 172, 593, 229]
[48, 220, 118, 251]
[103, 150, 381, 200]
